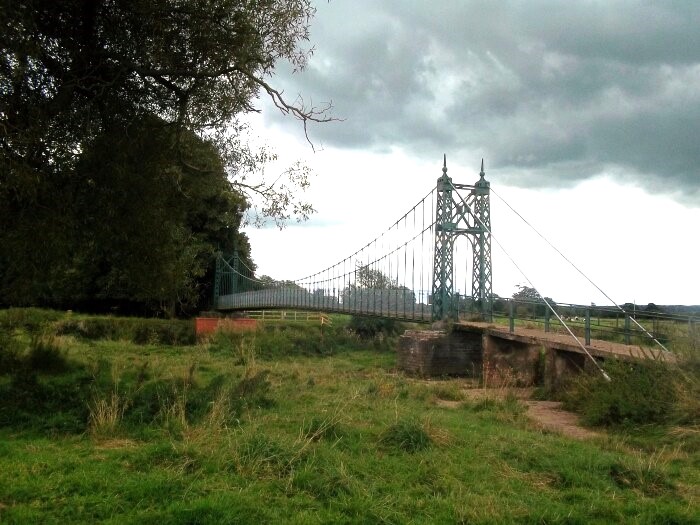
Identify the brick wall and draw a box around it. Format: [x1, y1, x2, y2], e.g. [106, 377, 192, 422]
[397, 329, 483, 377]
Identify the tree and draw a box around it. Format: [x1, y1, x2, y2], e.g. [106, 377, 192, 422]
[355, 264, 399, 290]
[512, 285, 554, 317]
[342, 264, 415, 316]
[645, 303, 663, 313]
[0, 116, 253, 315]
[512, 285, 541, 302]
[1, 0, 331, 224]
[0, 1, 331, 314]
[1, 1, 328, 162]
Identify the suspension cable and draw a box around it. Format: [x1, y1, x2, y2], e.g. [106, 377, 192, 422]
[452, 183, 611, 381]
[491, 188, 668, 356]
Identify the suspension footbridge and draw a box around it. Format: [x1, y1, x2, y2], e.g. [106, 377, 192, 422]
[212, 157, 695, 364]
[214, 156, 492, 323]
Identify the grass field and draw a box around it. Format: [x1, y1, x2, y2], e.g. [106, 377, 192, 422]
[1, 309, 698, 523]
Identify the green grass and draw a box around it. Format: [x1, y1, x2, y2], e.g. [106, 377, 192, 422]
[0, 310, 698, 523]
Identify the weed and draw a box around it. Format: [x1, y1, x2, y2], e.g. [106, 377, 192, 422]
[481, 358, 526, 389]
[237, 433, 304, 477]
[609, 455, 674, 496]
[235, 336, 257, 368]
[366, 381, 380, 396]
[202, 389, 237, 432]
[230, 369, 274, 413]
[466, 394, 525, 420]
[207, 329, 244, 354]
[302, 417, 344, 443]
[88, 389, 129, 436]
[299, 396, 354, 446]
[159, 386, 190, 436]
[431, 383, 465, 402]
[469, 397, 501, 412]
[379, 418, 432, 453]
[290, 461, 353, 501]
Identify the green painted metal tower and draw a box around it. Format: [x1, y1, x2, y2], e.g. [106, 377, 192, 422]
[212, 251, 240, 308]
[431, 157, 492, 321]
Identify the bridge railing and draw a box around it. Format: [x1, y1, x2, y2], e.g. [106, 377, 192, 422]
[481, 297, 698, 354]
[216, 286, 434, 322]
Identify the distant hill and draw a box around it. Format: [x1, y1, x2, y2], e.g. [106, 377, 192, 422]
[661, 305, 700, 315]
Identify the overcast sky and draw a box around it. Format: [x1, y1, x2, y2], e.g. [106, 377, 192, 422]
[243, 0, 700, 306]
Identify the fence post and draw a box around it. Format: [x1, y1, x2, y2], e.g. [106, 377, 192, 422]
[509, 300, 515, 333]
[585, 308, 591, 345]
[690, 316, 696, 351]
[624, 315, 631, 345]
[544, 305, 550, 333]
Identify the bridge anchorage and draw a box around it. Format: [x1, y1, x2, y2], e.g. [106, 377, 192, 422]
[212, 157, 494, 323]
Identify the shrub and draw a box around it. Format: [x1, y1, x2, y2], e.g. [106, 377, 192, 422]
[53, 317, 195, 345]
[0, 308, 64, 333]
[348, 316, 401, 339]
[562, 359, 679, 427]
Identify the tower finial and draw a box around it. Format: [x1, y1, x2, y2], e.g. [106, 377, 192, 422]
[442, 154, 447, 175]
[480, 158, 485, 178]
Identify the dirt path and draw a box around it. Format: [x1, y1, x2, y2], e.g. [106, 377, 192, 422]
[453, 388, 600, 440]
[523, 400, 599, 440]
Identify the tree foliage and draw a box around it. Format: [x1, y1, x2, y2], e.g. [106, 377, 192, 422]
[1, 0, 326, 170]
[0, 1, 329, 314]
[0, 117, 253, 315]
[344, 264, 410, 338]
[354, 264, 399, 290]
[512, 285, 542, 302]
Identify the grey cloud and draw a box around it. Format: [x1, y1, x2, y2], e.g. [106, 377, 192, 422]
[265, 0, 700, 204]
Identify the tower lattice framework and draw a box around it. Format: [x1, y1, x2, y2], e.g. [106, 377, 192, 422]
[431, 157, 492, 321]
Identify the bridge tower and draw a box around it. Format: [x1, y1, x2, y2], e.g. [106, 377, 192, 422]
[431, 157, 492, 321]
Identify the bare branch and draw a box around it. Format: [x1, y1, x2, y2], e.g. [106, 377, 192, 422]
[234, 67, 341, 151]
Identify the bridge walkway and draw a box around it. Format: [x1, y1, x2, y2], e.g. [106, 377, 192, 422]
[456, 321, 675, 362]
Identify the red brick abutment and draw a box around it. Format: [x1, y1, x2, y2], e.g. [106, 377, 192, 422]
[397, 322, 672, 387]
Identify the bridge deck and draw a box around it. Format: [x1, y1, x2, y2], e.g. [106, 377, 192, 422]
[456, 321, 674, 362]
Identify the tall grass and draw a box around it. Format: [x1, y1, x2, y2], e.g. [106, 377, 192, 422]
[561, 358, 699, 429]
[89, 389, 129, 436]
[379, 418, 432, 453]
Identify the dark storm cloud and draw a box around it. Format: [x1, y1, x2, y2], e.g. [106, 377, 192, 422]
[265, 1, 700, 204]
